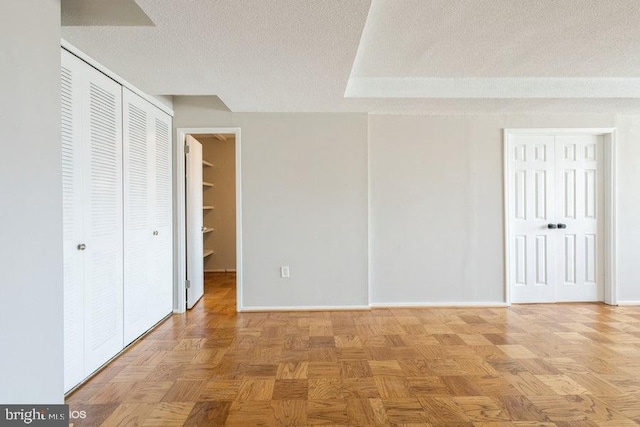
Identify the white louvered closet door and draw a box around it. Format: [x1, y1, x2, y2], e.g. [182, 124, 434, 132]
[124, 89, 174, 344]
[151, 109, 174, 320]
[82, 64, 124, 374]
[63, 48, 173, 391]
[61, 50, 85, 392]
[123, 88, 154, 345]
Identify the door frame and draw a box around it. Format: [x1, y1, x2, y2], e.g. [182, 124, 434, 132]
[503, 128, 617, 306]
[174, 127, 243, 313]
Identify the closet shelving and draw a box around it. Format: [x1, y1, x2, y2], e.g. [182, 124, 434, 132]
[202, 150, 215, 263]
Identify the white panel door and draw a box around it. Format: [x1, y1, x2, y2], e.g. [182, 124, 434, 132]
[508, 133, 604, 303]
[509, 135, 557, 303]
[150, 110, 174, 319]
[555, 135, 604, 301]
[123, 88, 154, 345]
[61, 50, 85, 391]
[82, 64, 124, 374]
[186, 135, 204, 308]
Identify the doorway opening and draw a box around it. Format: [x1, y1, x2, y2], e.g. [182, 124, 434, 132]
[175, 127, 242, 312]
[503, 128, 617, 306]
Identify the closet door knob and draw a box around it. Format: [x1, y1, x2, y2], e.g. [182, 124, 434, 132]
[557, 223, 567, 229]
[77, 243, 86, 251]
[153, 230, 159, 236]
[547, 224, 557, 229]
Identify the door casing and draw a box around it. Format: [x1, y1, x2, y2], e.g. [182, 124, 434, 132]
[174, 127, 243, 313]
[503, 128, 617, 306]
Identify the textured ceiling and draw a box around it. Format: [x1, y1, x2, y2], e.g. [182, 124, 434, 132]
[61, 0, 154, 26]
[62, 0, 371, 112]
[62, 0, 640, 113]
[346, 0, 640, 100]
[352, 0, 640, 78]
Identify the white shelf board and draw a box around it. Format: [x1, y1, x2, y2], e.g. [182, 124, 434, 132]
[203, 250, 214, 258]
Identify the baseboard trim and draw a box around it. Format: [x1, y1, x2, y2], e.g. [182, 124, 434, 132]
[240, 305, 371, 312]
[369, 301, 509, 308]
[616, 301, 640, 306]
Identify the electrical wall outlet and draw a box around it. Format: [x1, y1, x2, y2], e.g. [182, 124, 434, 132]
[280, 266, 290, 278]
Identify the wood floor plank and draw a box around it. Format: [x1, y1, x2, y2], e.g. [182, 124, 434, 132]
[271, 399, 307, 426]
[100, 403, 154, 427]
[307, 399, 349, 425]
[272, 379, 308, 400]
[123, 381, 173, 403]
[226, 401, 274, 427]
[162, 380, 206, 402]
[65, 273, 640, 426]
[140, 402, 194, 426]
[183, 400, 230, 426]
[197, 379, 242, 401]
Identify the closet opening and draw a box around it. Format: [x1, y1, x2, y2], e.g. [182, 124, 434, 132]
[175, 128, 242, 313]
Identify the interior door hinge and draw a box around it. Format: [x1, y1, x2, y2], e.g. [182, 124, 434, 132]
[185, 143, 190, 154]
[185, 279, 191, 289]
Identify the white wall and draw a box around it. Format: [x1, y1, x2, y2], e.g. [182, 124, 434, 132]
[0, 0, 64, 403]
[369, 113, 640, 305]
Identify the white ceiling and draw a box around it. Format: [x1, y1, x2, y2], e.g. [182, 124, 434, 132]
[62, 0, 640, 113]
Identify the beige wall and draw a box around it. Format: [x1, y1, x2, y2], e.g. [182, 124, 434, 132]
[370, 113, 640, 304]
[173, 95, 232, 129]
[174, 98, 370, 308]
[234, 113, 369, 308]
[0, 0, 64, 402]
[615, 115, 640, 302]
[199, 135, 236, 271]
[174, 94, 640, 307]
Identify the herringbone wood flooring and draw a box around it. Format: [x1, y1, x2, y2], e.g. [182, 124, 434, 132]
[67, 273, 640, 426]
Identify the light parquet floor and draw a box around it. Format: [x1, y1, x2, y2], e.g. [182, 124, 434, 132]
[67, 273, 640, 426]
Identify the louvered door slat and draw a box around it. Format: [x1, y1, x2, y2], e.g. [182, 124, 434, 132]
[83, 65, 124, 375]
[152, 110, 174, 318]
[61, 51, 85, 392]
[123, 89, 154, 345]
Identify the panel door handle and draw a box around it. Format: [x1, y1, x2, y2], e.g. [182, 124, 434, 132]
[547, 224, 557, 229]
[153, 230, 159, 236]
[77, 243, 86, 251]
[557, 223, 567, 229]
